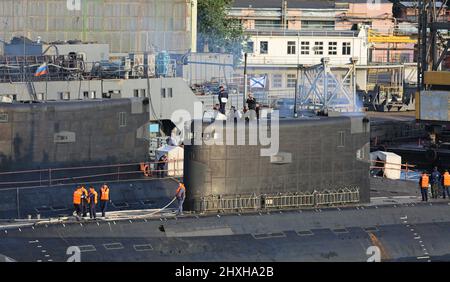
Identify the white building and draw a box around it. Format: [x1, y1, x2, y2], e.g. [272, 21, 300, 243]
[240, 28, 369, 95]
[246, 28, 368, 67]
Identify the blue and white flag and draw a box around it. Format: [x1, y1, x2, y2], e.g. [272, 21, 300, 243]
[250, 76, 266, 88]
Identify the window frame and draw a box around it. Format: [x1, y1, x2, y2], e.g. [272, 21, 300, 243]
[260, 41, 269, 54]
[328, 42, 337, 55]
[314, 42, 324, 55]
[286, 74, 297, 88]
[300, 41, 310, 55]
[342, 42, 351, 55]
[271, 74, 283, 88]
[287, 41, 296, 55]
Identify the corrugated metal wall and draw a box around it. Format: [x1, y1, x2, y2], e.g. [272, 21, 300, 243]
[0, 0, 192, 53]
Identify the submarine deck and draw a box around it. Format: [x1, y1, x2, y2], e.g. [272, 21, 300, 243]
[0, 190, 449, 262]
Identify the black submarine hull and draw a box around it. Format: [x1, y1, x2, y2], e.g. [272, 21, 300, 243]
[184, 116, 371, 212]
[1, 200, 449, 262]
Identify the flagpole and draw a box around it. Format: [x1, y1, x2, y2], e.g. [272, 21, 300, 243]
[243, 52, 248, 110]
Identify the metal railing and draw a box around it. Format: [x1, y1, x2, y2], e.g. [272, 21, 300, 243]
[370, 159, 417, 181]
[197, 187, 361, 213]
[198, 194, 260, 212]
[314, 188, 360, 206]
[263, 192, 315, 209]
[245, 29, 358, 38]
[0, 160, 183, 190]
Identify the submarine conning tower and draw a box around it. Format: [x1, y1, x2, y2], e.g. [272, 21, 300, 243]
[183, 115, 371, 213]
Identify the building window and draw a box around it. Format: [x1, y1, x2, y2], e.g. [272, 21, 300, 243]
[286, 74, 297, 88]
[83, 91, 89, 99]
[328, 42, 337, 55]
[161, 88, 166, 98]
[133, 89, 139, 98]
[314, 42, 323, 55]
[36, 93, 45, 100]
[255, 20, 281, 29]
[287, 41, 296, 55]
[59, 92, 70, 100]
[300, 41, 310, 55]
[245, 41, 254, 53]
[119, 112, 127, 127]
[0, 113, 8, 123]
[167, 88, 173, 98]
[302, 20, 335, 30]
[260, 41, 268, 54]
[342, 42, 351, 55]
[140, 89, 147, 97]
[272, 74, 283, 88]
[90, 91, 96, 99]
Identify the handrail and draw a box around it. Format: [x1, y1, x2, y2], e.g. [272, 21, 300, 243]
[0, 160, 184, 189]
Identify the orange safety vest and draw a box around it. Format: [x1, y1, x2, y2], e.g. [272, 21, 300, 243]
[176, 183, 186, 195]
[140, 163, 150, 177]
[421, 174, 429, 189]
[101, 185, 110, 201]
[73, 189, 82, 205]
[87, 189, 98, 204]
[444, 172, 450, 186]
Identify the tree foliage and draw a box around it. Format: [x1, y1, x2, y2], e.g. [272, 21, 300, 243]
[197, 0, 245, 65]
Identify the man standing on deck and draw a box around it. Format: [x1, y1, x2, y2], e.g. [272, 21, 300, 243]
[73, 187, 83, 218]
[430, 167, 441, 199]
[419, 172, 429, 202]
[442, 170, 450, 199]
[87, 186, 98, 219]
[100, 184, 110, 217]
[217, 85, 228, 115]
[157, 154, 168, 178]
[175, 182, 186, 215]
[80, 185, 89, 217]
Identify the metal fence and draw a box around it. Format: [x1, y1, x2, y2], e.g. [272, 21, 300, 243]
[198, 194, 260, 212]
[197, 187, 360, 213]
[0, 160, 183, 190]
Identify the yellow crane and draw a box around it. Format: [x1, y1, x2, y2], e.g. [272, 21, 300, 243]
[368, 29, 417, 44]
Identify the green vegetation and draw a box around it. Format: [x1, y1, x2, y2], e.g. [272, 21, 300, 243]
[197, 0, 246, 65]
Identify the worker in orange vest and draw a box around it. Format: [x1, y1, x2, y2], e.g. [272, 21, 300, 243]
[442, 170, 450, 200]
[73, 187, 83, 217]
[100, 184, 110, 217]
[175, 182, 186, 215]
[419, 172, 429, 202]
[80, 185, 89, 217]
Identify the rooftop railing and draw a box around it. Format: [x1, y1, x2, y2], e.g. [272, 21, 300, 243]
[246, 28, 358, 37]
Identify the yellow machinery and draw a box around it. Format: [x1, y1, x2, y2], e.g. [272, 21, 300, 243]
[368, 29, 417, 44]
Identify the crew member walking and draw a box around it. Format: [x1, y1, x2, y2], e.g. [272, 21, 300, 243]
[88, 186, 98, 219]
[73, 187, 83, 217]
[100, 184, 110, 217]
[442, 170, 450, 199]
[419, 172, 429, 202]
[175, 182, 186, 215]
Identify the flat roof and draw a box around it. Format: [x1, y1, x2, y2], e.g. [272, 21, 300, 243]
[232, 0, 391, 9]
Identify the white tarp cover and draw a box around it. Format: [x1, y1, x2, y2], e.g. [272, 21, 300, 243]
[370, 151, 402, 180]
[156, 145, 184, 177]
